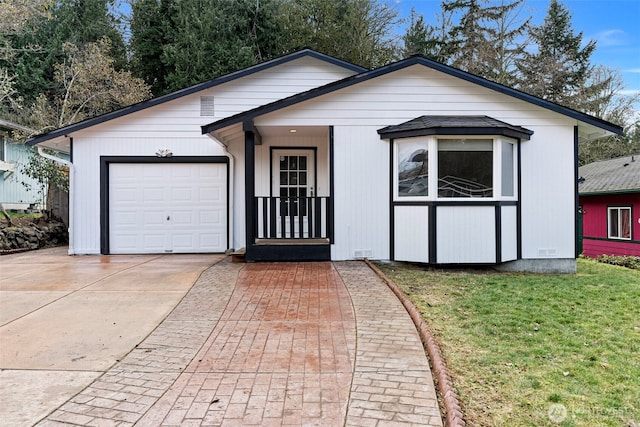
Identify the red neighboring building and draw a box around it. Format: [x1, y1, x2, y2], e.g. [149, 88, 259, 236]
[578, 154, 640, 257]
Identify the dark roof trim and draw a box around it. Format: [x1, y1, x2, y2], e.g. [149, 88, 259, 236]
[202, 55, 623, 136]
[377, 115, 534, 141]
[28, 49, 366, 146]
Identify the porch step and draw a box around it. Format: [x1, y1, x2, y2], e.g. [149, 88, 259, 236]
[230, 247, 246, 263]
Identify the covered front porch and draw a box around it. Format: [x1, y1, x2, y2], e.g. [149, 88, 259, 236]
[210, 121, 335, 261]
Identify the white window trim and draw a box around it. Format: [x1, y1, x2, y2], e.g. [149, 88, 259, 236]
[393, 135, 518, 202]
[607, 206, 632, 240]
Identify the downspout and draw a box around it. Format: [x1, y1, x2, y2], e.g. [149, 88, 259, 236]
[37, 145, 74, 255]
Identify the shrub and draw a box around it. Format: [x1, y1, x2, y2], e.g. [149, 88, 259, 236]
[595, 254, 640, 270]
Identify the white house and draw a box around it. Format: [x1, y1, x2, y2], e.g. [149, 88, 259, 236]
[28, 49, 622, 272]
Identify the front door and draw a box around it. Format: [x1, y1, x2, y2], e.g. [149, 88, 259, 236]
[272, 149, 315, 238]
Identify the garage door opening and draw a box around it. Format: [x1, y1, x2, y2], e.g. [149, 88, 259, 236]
[101, 158, 228, 254]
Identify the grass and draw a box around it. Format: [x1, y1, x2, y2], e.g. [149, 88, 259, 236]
[376, 258, 640, 426]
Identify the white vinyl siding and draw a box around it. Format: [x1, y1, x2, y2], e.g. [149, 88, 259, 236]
[256, 65, 576, 261]
[501, 205, 518, 262]
[332, 126, 389, 261]
[394, 206, 429, 262]
[437, 206, 496, 263]
[68, 56, 357, 254]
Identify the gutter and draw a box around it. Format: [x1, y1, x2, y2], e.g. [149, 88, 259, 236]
[36, 146, 74, 255]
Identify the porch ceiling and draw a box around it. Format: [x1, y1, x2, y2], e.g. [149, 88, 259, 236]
[255, 125, 329, 139]
[209, 125, 328, 147]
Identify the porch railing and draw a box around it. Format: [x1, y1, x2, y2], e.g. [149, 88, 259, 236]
[255, 196, 332, 241]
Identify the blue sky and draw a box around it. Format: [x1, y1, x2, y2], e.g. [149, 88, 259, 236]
[396, 0, 640, 96]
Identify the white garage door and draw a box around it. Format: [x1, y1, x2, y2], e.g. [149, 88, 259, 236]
[109, 163, 227, 254]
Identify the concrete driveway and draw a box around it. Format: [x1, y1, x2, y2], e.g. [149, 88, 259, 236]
[0, 247, 222, 427]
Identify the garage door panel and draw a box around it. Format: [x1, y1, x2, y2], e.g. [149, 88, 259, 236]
[170, 187, 194, 202]
[113, 211, 138, 227]
[143, 210, 165, 225]
[170, 211, 193, 225]
[143, 187, 166, 203]
[109, 163, 227, 254]
[199, 210, 222, 225]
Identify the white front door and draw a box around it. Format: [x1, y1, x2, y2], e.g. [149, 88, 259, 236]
[272, 149, 315, 238]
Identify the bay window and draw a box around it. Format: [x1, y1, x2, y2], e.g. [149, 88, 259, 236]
[394, 136, 517, 201]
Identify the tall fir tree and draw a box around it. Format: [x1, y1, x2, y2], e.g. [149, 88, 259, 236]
[129, 0, 174, 96]
[516, 0, 597, 107]
[402, 7, 454, 63]
[442, 0, 528, 83]
[284, 0, 399, 68]
[9, 0, 126, 106]
[481, 0, 529, 86]
[130, 0, 289, 94]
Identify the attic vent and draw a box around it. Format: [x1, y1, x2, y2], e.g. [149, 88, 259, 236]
[200, 96, 215, 116]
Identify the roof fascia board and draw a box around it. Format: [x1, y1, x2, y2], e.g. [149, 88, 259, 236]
[0, 118, 33, 134]
[378, 127, 533, 141]
[415, 58, 624, 136]
[579, 189, 640, 196]
[202, 58, 424, 134]
[28, 49, 366, 146]
[202, 56, 623, 137]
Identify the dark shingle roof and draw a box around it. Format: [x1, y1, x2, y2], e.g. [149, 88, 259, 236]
[377, 115, 534, 140]
[578, 154, 640, 194]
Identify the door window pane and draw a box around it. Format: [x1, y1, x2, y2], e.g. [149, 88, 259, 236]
[438, 139, 493, 198]
[278, 154, 312, 219]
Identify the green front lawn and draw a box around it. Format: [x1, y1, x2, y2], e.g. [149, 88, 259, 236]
[376, 258, 640, 426]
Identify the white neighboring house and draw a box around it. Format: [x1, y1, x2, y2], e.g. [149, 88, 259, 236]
[28, 49, 622, 272]
[0, 119, 43, 210]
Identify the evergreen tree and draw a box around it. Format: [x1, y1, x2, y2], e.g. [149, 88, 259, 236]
[442, 0, 528, 83]
[482, 0, 529, 86]
[129, 0, 174, 96]
[285, 0, 399, 68]
[9, 0, 126, 105]
[402, 7, 454, 63]
[516, 0, 596, 107]
[134, 0, 289, 94]
[0, 0, 53, 111]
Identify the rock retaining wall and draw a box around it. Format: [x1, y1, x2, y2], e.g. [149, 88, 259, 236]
[0, 222, 68, 252]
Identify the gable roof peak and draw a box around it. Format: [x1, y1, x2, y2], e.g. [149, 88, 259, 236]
[28, 48, 366, 146]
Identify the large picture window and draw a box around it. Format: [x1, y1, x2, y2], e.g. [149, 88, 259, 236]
[438, 139, 493, 198]
[608, 207, 632, 240]
[394, 136, 517, 201]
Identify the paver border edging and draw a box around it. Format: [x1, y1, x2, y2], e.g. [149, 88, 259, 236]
[364, 259, 466, 427]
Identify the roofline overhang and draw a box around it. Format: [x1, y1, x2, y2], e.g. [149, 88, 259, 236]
[0, 118, 34, 134]
[377, 126, 534, 141]
[202, 56, 624, 137]
[27, 49, 367, 146]
[579, 188, 640, 196]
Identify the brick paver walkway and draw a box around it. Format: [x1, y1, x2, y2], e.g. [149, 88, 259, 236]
[37, 260, 443, 427]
